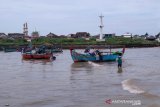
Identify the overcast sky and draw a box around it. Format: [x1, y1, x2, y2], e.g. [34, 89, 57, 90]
[0, 0, 160, 36]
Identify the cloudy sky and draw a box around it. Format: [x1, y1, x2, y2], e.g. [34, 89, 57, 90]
[0, 0, 160, 36]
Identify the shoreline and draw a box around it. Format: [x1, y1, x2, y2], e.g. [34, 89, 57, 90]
[0, 44, 159, 50]
[60, 44, 159, 49]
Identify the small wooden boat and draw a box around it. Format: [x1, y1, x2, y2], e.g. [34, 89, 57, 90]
[22, 53, 53, 59]
[22, 42, 56, 60]
[70, 48, 125, 62]
[3, 48, 17, 52]
[22, 47, 55, 60]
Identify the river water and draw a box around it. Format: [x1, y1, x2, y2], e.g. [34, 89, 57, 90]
[0, 47, 160, 107]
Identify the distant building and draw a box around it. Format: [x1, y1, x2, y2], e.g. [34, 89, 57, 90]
[46, 32, 59, 38]
[67, 34, 71, 38]
[59, 35, 67, 38]
[8, 33, 24, 39]
[91, 34, 99, 39]
[122, 32, 132, 38]
[156, 37, 160, 42]
[155, 32, 160, 42]
[32, 31, 39, 39]
[140, 33, 149, 39]
[76, 32, 90, 38]
[39, 36, 46, 38]
[146, 36, 156, 41]
[103, 33, 115, 38]
[140, 35, 147, 39]
[70, 32, 90, 38]
[0, 33, 7, 38]
[24, 36, 31, 41]
[133, 34, 140, 38]
[155, 32, 160, 38]
[68, 34, 76, 38]
[144, 32, 149, 37]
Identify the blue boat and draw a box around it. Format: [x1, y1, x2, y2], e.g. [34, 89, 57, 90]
[70, 16, 126, 62]
[3, 48, 17, 52]
[70, 48, 125, 62]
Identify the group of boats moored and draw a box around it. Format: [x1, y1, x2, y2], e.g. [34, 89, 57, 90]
[1, 45, 125, 63]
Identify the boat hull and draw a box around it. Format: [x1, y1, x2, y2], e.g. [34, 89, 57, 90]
[22, 53, 52, 59]
[70, 49, 119, 62]
[4, 48, 17, 52]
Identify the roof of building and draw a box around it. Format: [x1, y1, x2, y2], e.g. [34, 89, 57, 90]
[46, 32, 58, 37]
[32, 31, 39, 35]
[0, 33, 6, 35]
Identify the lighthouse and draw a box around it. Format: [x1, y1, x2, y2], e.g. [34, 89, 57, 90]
[23, 22, 28, 36]
[99, 15, 104, 40]
[97, 15, 105, 41]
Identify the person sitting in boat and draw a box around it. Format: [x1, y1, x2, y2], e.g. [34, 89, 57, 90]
[25, 47, 32, 53]
[84, 48, 95, 56]
[35, 47, 38, 53]
[84, 48, 90, 53]
[37, 45, 46, 54]
[95, 49, 100, 54]
[38, 48, 43, 54]
[89, 48, 96, 56]
[95, 49, 103, 61]
[21, 48, 24, 53]
[31, 49, 36, 54]
[95, 53, 100, 60]
[42, 45, 46, 53]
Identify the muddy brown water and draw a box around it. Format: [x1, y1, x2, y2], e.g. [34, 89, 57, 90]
[0, 47, 160, 107]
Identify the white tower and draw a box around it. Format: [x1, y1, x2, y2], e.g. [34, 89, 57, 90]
[23, 22, 28, 36]
[25, 22, 28, 36]
[23, 23, 26, 35]
[99, 15, 104, 40]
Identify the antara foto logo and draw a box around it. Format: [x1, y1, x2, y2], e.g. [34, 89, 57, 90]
[105, 99, 112, 104]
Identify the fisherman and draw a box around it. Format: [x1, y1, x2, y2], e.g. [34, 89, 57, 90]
[35, 47, 38, 54]
[21, 48, 24, 53]
[90, 48, 96, 55]
[95, 49, 102, 61]
[84, 48, 90, 53]
[117, 56, 122, 68]
[42, 45, 46, 53]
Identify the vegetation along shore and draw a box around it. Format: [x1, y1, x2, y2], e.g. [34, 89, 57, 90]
[0, 37, 159, 51]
